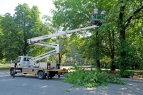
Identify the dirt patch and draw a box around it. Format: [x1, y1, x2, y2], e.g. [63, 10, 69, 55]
[132, 72, 143, 79]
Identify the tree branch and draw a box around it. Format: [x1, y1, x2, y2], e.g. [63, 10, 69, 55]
[125, 6, 143, 28]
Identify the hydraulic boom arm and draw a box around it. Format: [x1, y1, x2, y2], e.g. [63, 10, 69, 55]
[27, 25, 98, 44]
[33, 43, 59, 61]
[27, 25, 98, 62]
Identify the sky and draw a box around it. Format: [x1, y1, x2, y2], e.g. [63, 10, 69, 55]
[0, 0, 55, 17]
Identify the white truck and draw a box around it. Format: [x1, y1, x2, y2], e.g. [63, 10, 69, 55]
[9, 25, 98, 79]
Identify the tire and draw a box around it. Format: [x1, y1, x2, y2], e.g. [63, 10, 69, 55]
[38, 71, 45, 79]
[10, 69, 15, 78]
[49, 71, 55, 78]
[10, 69, 14, 76]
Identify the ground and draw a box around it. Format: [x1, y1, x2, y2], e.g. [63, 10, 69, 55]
[0, 69, 143, 95]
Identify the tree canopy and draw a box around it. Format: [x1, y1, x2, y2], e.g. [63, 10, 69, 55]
[0, 3, 50, 61]
[51, 0, 143, 72]
[0, 1, 143, 75]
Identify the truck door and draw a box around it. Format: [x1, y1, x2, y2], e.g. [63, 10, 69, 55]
[21, 57, 31, 72]
[21, 57, 30, 68]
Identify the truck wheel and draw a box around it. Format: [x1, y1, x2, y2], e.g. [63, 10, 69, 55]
[38, 71, 44, 79]
[10, 69, 14, 76]
[10, 69, 15, 78]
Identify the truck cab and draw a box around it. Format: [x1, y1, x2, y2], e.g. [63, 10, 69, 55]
[16, 56, 33, 68]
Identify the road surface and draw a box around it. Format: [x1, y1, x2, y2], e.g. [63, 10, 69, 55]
[0, 70, 143, 95]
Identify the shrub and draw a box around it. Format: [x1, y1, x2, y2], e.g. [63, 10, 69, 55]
[64, 65, 126, 88]
[120, 70, 134, 78]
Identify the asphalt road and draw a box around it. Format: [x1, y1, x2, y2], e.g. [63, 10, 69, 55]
[0, 70, 143, 95]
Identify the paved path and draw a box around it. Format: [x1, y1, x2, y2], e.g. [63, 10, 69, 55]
[0, 70, 143, 95]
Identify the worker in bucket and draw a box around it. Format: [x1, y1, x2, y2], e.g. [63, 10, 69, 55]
[101, 10, 106, 21]
[91, 7, 100, 26]
[92, 7, 98, 20]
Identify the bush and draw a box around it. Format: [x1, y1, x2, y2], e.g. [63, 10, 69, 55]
[120, 70, 134, 78]
[64, 65, 126, 88]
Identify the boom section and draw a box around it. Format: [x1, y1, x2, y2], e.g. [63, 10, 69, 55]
[27, 25, 98, 44]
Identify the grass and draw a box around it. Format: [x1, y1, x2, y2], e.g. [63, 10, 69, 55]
[129, 69, 143, 73]
[0, 63, 10, 70]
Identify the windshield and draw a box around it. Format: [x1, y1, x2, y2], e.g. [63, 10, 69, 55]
[15, 57, 21, 62]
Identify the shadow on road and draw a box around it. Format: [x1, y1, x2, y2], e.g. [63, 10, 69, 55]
[6, 74, 66, 81]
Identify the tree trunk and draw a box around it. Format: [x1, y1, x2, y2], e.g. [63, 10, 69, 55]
[58, 53, 62, 64]
[58, 53, 61, 63]
[110, 49, 115, 71]
[23, 28, 28, 55]
[96, 31, 100, 70]
[119, 5, 126, 72]
[96, 60, 100, 68]
[23, 38, 28, 55]
[110, 31, 115, 71]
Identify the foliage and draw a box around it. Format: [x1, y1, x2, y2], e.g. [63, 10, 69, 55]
[64, 65, 126, 88]
[52, 0, 106, 68]
[0, 0, 143, 73]
[0, 13, 24, 60]
[0, 3, 52, 61]
[120, 70, 134, 78]
[14, 3, 41, 55]
[52, 0, 143, 72]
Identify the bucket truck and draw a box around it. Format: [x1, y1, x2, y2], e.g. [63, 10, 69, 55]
[9, 25, 98, 79]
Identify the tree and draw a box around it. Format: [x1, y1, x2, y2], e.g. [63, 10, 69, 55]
[112, 0, 143, 72]
[0, 3, 49, 61]
[0, 13, 23, 60]
[0, 15, 4, 60]
[52, 0, 143, 73]
[52, 0, 104, 69]
[14, 3, 41, 55]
